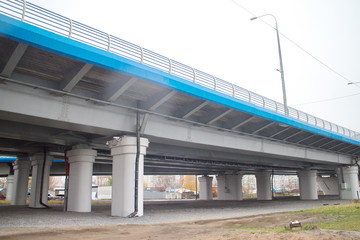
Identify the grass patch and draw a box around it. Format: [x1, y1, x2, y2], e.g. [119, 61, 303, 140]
[0, 200, 11, 205]
[292, 201, 360, 231]
[228, 201, 360, 232]
[303, 215, 360, 231]
[48, 199, 64, 204]
[296, 201, 360, 215]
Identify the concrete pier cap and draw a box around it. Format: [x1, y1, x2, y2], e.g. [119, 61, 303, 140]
[108, 136, 149, 156]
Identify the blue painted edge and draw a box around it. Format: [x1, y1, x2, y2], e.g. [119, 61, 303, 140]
[0, 157, 16, 162]
[0, 157, 64, 163]
[0, 14, 359, 147]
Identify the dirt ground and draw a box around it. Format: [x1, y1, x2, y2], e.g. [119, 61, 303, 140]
[1, 213, 360, 240]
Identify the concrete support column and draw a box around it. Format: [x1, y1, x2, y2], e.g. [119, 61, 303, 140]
[255, 171, 272, 200]
[108, 136, 149, 217]
[67, 145, 97, 212]
[29, 154, 53, 208]
[338, 165, 359, 200]
[298, 169, 318, 200]
[217, 174, 243, 200]
[12, 157, 31, 205]
[5, 175, 15, 201]
[198, 175, 213, 200]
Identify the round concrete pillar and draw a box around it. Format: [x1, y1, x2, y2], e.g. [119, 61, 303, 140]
[298, 169, 318, 200]
[5, 175, 14, 201]
[67, 147, 97, 212]
[109, 136, 149, 217]
[29, 154, 53, 208]
[255, 170, 272, 200]
[338, 165, 359, 200]
[12, 158, 31, 205]
[198, 175, 213, 200]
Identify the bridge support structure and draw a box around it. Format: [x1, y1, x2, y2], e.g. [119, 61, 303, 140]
[109, 136, 149, 217]
[11, 157, 30, 205]
[338, 165, 359, 200]
[217, 173, 243, 200]
[67, 145, 97, 212]
[298, 169, 318, 200]
[255, 170, 272, 200]
[317, 176, 339, 195]
[5, 174, 14, 201]
[198, 175, 213, 200]
[29, 153, 53, 208]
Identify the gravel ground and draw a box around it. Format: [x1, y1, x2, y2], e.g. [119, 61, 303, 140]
[0, 198, 351, 228]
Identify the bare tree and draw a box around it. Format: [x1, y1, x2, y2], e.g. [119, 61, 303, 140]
[48, 176, 64, 191]
[0, 177, 6, 188]
[92, 176, 112, 186]
[154, 175, 181, 191]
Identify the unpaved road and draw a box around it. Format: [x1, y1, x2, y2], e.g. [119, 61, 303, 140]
[1, 212, 360, 240]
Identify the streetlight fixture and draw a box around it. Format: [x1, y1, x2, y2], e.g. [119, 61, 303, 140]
[250, 14, 288, 115]
[348, 82, 360, 85]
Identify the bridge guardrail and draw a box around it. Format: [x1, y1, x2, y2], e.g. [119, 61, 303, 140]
[1, 0, 359, 140]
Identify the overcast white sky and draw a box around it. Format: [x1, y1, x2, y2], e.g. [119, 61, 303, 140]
[28, 0, 360, 132]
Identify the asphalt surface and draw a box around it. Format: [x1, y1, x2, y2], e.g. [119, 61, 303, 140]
[0, 198, 351, 228]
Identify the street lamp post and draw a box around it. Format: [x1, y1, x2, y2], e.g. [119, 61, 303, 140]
[251, 14, 288, 115]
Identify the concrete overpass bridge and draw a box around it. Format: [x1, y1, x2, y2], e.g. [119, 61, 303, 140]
[0, 0, 359, 217]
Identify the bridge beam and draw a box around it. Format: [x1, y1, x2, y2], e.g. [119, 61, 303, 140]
[181, 100, 208, 119]
[103, 77, 137, 102]
[109, 136, 149, 217]
[60, 63, 93, 92]
[1, 43, 28, 77]
[140, 90, 177, 134]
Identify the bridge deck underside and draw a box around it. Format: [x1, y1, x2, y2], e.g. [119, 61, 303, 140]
[0, 35, 359, 175]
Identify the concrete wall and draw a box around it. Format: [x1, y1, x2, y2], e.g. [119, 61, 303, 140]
[317, 176, 339, 195]
[97, 186, 180, 200]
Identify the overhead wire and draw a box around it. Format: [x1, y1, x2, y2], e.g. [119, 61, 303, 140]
[291, 92, 360, 107]
[230, 0, 360, 91]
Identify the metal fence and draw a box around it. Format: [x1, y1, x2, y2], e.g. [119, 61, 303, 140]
[1, 0, 359, 140]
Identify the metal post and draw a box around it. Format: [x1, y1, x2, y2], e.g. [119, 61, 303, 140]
[251, 14, 288, 115]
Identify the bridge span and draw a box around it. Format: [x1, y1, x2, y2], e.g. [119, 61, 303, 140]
[0, 0, 359, 217]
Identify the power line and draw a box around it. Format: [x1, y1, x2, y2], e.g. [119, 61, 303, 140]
[230, 0, 360, 90]
[291, 92, 360, 107]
